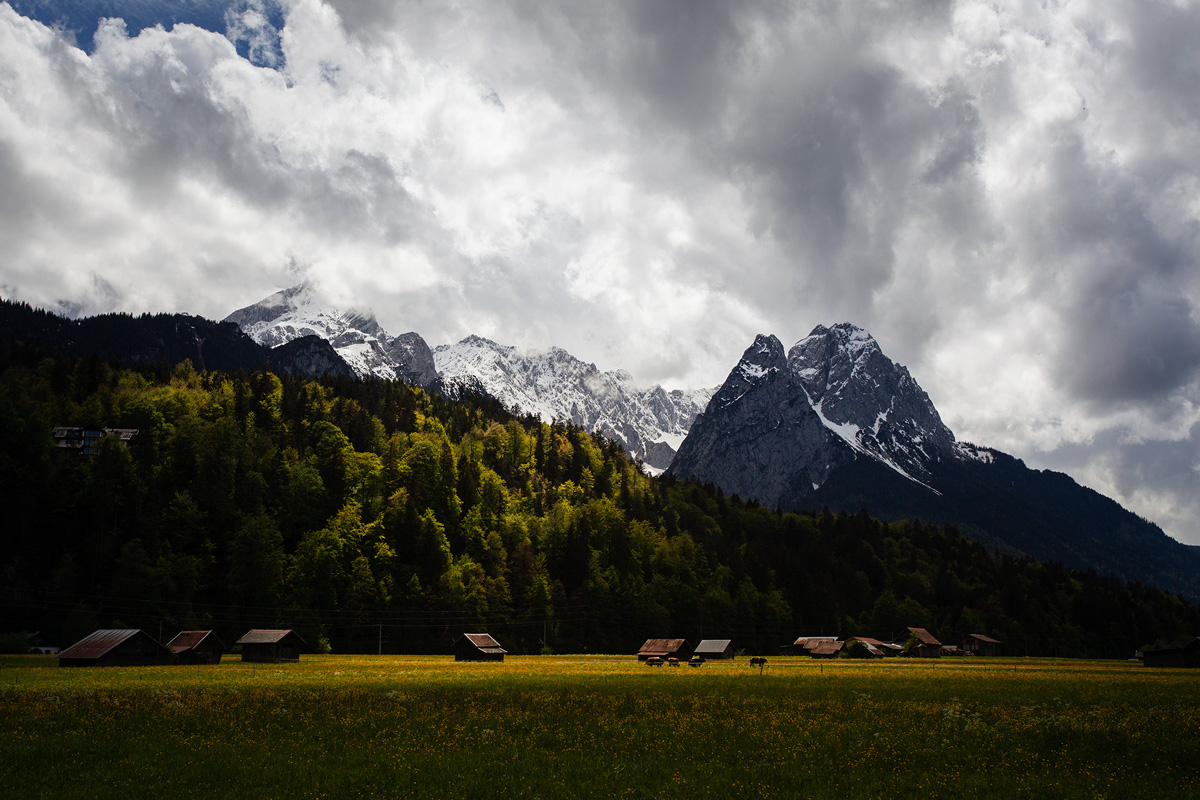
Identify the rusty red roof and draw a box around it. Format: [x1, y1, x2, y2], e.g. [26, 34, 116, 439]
[235, 629, 304, 645]
[793, 636, 838, 648]
[638, 638, 687, 654]
[167, 630, 222, 654]
[810, 640, 844, 656]
[58, 629, 146, 660]
[460, 633, 507, 652]
[907, 627, 942, 646]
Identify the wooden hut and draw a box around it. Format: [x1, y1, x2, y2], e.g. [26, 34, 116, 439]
[637, 638, 693, 661]
[693, 639, 736, 660]
[236, 629, 304, 663]
[57, 629, 164, 668]
[1143, 637, 1200, 668]
[454, 633, 507, 662]
[167, 630, 226, 665]
[897, 627, 942, 658]
[962, 634, 1001, 657]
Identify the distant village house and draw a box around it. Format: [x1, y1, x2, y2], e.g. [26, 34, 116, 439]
[898, 627, 942, 658]
[52, 427, 138, 456]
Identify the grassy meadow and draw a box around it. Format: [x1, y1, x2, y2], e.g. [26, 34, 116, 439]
[1, 654, 1197, 799]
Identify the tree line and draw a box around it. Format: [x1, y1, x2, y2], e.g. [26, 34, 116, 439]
[1, 338, 1196, 657]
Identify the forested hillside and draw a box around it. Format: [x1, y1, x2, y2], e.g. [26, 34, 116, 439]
[1, 338, 1196, 657]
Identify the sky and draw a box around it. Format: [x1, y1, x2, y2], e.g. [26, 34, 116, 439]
[3, 0, 1200, 545]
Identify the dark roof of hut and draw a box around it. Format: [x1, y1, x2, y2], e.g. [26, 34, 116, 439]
[235, 629, 305, 646]
[58, 629, 147, 660]
[811, 640, 844, 656]
[167, 630, 223, 654]
[966, 633, 1001, 644]
[907, 627, 942, 646]
[459, 633, 507, 653]
[638, 638, 687, 654]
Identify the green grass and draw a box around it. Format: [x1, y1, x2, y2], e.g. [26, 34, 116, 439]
[1, 655, 1197, 798]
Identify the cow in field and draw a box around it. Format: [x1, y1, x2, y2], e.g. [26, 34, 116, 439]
[645, 656, 664, 666]
[688, 656, 705, 667]
[750, 656, 768, 673]
[667, 657, 680, 667]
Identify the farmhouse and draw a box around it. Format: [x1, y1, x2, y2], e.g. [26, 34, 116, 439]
[637, 638, 693, 661]
[454, 633, 507, 662]
[1142, 637, 1200, 668]
[236, 629, 304, 663]
[962, 634, 1002, 657]
[898, 627, 942, 658]
[57, 629, 164, 668]
[167, 630, 225, 665]
[693, 639, 736, 660]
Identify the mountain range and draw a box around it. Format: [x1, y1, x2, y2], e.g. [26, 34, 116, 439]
[4, 288, 1197, 599]
[224, 285, 713, 470]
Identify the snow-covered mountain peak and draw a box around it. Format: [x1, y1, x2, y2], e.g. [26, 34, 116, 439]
[786, 323, 954, 481]
[225, 285, 438, 390]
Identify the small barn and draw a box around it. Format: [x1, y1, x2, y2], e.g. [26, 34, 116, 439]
[637, 638, 693, 661]
[454, 633, 507, 662]
[1143, 637, 1200, 668]
[236, 629, 304, 663]
[693, 639, 736, 660]
[167, 630, 226, 665]
[898, 627, 942, 658]
[58, 629, 164, 668]
[962, 634, 1001, 657]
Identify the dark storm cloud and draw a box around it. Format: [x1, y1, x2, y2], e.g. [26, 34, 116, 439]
[1028, 123, 1200, 406]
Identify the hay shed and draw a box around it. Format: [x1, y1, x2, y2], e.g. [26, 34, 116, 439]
[58, 629, 164, 668]
[236, 629, 305, 663]
[454, 633, 507, 662]
[167, 630, 226, 665]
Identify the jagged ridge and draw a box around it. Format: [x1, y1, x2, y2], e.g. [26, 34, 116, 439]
[434, 335, 714, 470]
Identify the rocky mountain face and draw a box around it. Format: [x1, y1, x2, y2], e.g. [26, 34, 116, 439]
[670, 323, 1200, 600]
[225, 284, 440, 391]
[434, 335, 714, 470]
[670, 324, 955, 504]
[667, 334, 856, 501]
[789, 324, 955, 483]
[266, 335, 355, 380]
